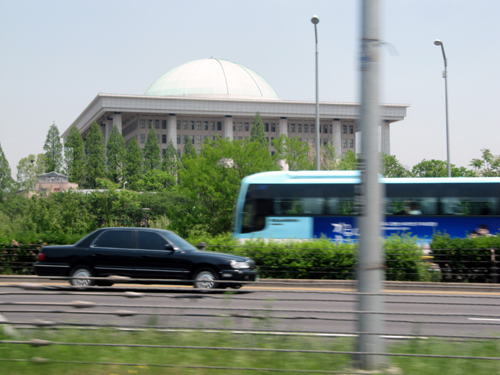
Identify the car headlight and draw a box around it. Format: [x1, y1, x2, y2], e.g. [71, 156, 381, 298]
[230, 260, 250, 269]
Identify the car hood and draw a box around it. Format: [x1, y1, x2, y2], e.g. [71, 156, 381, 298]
[193, 250, 251, 263]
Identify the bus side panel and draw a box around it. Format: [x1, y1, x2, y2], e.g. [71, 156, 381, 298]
[314, 216, 500, 244]
[237, 217, 313, 239]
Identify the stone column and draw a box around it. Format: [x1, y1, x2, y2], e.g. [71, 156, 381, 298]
[279, 117, 287, 137]
[332, 119, 342, 155]
[167, 114, 176, 145]
[224, 116, 233, 140]
[381, 120, 390, 155]
[113, 112, 122, 134]
[104, 117, 113, 145]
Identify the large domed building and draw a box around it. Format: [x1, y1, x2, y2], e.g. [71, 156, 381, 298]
[64, 58, 407, 157]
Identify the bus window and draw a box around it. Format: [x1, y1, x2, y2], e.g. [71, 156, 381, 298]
[441, 197, 496, 215]
[386, 198, 437, 215]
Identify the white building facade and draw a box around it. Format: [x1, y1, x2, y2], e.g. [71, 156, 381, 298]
[63, 59, 408, 157]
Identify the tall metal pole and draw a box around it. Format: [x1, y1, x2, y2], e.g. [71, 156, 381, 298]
[312, 15, 320, 170]
[355, 0, 385, 370]
[434, 40, 451, 177]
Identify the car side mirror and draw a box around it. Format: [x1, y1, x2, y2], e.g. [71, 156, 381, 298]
[165, 243, 175, 251]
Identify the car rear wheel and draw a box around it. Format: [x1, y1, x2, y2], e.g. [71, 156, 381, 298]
[193, 268, 219, 290]
[69, 265, 95, 287]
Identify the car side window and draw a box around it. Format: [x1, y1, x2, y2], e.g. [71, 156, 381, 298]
[138, 231, 168, 250]
[94, 230, 135, 249]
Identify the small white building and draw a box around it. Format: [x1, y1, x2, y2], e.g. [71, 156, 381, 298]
[32, 172, 79, 197]
[63, 58, 408, 157]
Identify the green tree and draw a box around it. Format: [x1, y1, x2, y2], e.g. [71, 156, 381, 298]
[470, 149, 500, 177]
[338, 150, 359, 170]
[106, 125, 126, 183]
[0, 142, 14, 198]
[412, 159, 475, 177]
[43, 123, 63, 173]
[136, 169, 176, 192]
[319, 144, 340, 170]
[182, 136, 197, 160]
[143, 128, 161, 172]
[64, 126, 85, 185]
[382, 154, 412, 177]
[16, 154, 47, 192]
[161, 140, 179, 178]
[84, 122, 106, 188]
[250, 112, 267, 148]
[178, 137, 277, 236]
[272, 135, 313, 171]
[125, 137, 143, 190]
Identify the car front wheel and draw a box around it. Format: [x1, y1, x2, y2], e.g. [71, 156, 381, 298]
[193, 268, 219, 290]
[69, 265, 95, 287]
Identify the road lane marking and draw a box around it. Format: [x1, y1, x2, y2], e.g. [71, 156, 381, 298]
[468, 318, 500, 322]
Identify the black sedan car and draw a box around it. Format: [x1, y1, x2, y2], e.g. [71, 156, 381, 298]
[34, 227, 258, 290]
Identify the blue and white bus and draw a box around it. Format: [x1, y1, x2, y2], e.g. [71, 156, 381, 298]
[233, 171, 500, 244]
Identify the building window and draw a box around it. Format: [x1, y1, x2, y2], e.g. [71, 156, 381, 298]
[297, 124, 302, 133]
[204, 135, 209, 141]
[212, 135, 217, 140]
[156, 134, 160, 143]
[266, 137, 269, 143]
[329, 124, 333, 133]
[190, 135, 195, 144]
[177, 135, 181, 144]
[162, 149, 166, 157]
[271, 151, 275, 156]
[155, 120, 160, 129]
[323, 138, 328, 146]
[183, 135, 188, 144]
[177, 149, 181, 157]
[310, 124, 315, 133]
[342, 139, 347, 148]
[323, 124, 328, 134]
[197, 121, 201, 130]
[162, 134, 167, 144]
[343, 125, 347, 134]
[349, 125, 354, 134]
[140, 119, 145, 129]
[304, 138, 308, 143]
[197, 135, 201, 144]
[233, 122, 235, 131]
[311, 138, 315, 145]
[217, 122, 222, 131]
[349, 139, 354, 148]
[238, 122, 242, 131]
[190, 121, 195, 130]
[291, 124, 295, 133]
[162, 120, 167, 129]
[271, 123, 276, 132]
[304, 124, 308, 133]
[265, 123, 269, 132]
[183, 121, 188, 130]
[204, 121, 208, 130]
[238, 136, 242, 140]
[148, 119, 152, 129]
[245, 122, 249, 131]
[210, 121, 215, 130]
[140, 134, 145, 143]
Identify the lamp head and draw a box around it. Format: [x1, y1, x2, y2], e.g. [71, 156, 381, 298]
[311, 15, 319, 25]
[434, 39, 442, 46]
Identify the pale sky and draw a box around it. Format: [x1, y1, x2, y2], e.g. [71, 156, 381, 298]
[1, 0, 499, 178]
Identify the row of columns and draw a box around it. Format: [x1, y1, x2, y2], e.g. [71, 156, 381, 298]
[102, 113, 390, 155]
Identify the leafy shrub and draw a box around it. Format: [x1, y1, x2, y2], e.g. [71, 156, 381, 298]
[431, 233, 500, 283]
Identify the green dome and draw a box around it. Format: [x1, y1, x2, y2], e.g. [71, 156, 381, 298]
[144, 58, 280, 100]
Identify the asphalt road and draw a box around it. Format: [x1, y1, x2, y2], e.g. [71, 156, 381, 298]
[1, 281, 499, 339]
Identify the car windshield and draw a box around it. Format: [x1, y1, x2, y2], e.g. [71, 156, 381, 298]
[163, 231, 198, 251]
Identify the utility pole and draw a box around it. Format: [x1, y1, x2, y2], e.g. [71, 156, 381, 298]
[355, 0, 385, 370]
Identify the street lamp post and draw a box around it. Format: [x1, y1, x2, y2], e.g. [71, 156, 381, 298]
[311, 15, 320, 170]
[434, 39, 451, 177]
